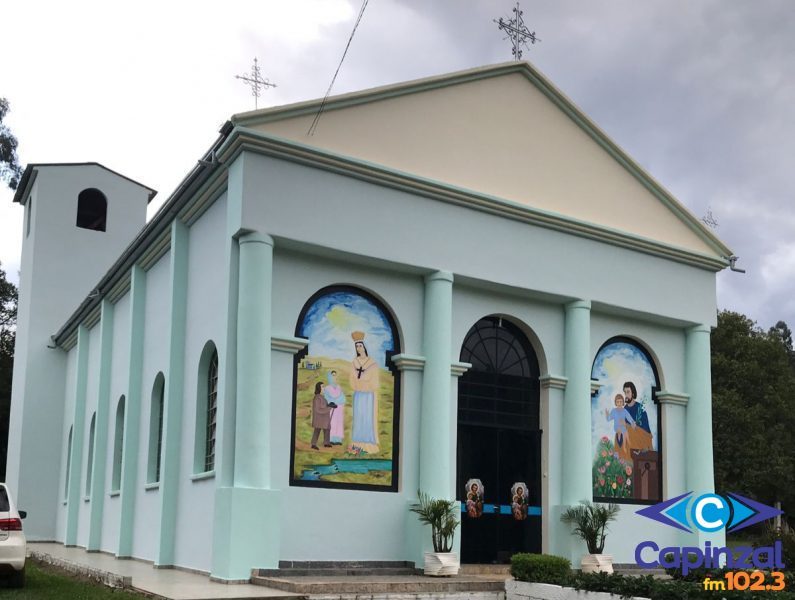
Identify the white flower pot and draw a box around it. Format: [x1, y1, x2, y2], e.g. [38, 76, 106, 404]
[580, 553, 613, 574]
[423, 551, 460, 576]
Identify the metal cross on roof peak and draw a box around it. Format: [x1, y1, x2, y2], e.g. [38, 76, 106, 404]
[494, 3, 540, 61]
[235, 58, 277, 110]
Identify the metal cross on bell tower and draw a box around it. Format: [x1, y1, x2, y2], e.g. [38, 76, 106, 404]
[494, 3, 540, 60]
[235, 58, 277, 110]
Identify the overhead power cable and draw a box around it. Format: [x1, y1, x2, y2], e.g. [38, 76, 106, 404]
[308, 0, 370, 136]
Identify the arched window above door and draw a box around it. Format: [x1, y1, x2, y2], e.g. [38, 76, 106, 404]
[458, 316, 540, 430]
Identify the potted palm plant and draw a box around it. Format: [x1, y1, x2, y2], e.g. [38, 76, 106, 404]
[410, 491, 460, 576]
[560, 500, 620, 573]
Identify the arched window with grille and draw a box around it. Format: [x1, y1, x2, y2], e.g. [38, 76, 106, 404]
[147, 373, 165, 484]
[111, 396, 125, 492]
[85, 413, 96, 497]
[194, 342, 218, 475]
[64, 426, 73, 499]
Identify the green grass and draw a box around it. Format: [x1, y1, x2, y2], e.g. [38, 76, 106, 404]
[0, 560, 146, 598]
[293, 356, 396, 485]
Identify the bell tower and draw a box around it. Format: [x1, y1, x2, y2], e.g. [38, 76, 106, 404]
[6, 162, 155, 540]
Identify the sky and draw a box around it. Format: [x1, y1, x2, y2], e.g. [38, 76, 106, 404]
[1, 0, 793, 330]
[300, 290, 395, 366]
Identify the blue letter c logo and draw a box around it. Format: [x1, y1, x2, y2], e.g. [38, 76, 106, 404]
[691, 494, 729, 532]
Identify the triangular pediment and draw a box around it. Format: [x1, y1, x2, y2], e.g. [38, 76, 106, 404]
[233, 62, 731, 260]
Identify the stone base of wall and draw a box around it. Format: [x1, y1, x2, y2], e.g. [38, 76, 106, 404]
[311, 593, 505, 600]
[29, 549, 132, 589]
[506, 580, 649, 600]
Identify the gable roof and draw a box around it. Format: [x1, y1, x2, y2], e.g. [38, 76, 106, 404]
[232, 61, 732, 261]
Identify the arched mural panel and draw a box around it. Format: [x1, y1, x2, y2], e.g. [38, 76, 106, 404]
[591, 337, 661, 504]
[290, 285, 401, 492]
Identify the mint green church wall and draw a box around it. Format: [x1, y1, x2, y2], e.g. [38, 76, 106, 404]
[271, 249, 425, 560]
[237, 151, 720, 567]
[240, 153, 718, 327]
[76, 321, 103, 548]
[131, 252, 171, 562]
[46, 145, 721, 574]
[589, 314, 689, 562]
[55, 343, 78, 542]
[99, 291, 131, 553]
[172, 195, 228, 573]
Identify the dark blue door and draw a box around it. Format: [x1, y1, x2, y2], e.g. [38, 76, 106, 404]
[456, 317, 542, 563]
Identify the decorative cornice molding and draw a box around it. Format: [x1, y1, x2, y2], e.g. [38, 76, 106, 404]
[540, 374, 568, 390]
[657, 390, 689, 407]
[220, 128, 730, 273]
[271, 336, 309, 354]
[391, 354, 426, 371]
[451, 362, 472, 377]
[591, 380, 604, 394]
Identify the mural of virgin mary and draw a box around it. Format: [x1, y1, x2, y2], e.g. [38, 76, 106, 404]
[350, 331, 380, 453]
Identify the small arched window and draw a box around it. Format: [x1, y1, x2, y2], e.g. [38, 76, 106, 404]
[147, 373, 165, 484]
[194, 343, 218, 474]
[76, 188, 107, 232]
[65, 426, 73, 499]
[85, 413, 96, 496]
[112, 396, 126, 492]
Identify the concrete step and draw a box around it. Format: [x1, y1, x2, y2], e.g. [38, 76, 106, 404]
[277, 561, 416, 570]
[256, 568, 420, 577]
[254, 561, 419, 578]
[249, 575, 508, 595]
[460, 564, 512, 575]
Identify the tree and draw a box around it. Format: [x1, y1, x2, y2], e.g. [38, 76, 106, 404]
[0, 97, 23, 190]
[711, 311, 795, 515]
[768, 320, 795, 367]
[0, 263, 17, 480]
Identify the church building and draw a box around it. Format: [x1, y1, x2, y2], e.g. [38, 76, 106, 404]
[7, 61, 732, 581]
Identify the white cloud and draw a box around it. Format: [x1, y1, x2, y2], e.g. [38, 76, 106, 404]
[2, 0, 795, 331]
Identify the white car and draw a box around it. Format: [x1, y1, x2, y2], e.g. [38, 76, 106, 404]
[0, 483, 26, 588]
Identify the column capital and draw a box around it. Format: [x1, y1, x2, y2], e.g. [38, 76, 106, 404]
[271, 336, 308, 355]
[565, 299, 591, 311]
[425, 270, 454, 284]
[540, 374, 568, 390]
[237, 231, 274, 247]
[657, 390, 689, 406]
[451, 361, 472, 377]
[391, 353, 426, 371]
[687, 324, 712, 335]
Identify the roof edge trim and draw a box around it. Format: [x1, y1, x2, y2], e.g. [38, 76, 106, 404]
[12, 162, 157, 204]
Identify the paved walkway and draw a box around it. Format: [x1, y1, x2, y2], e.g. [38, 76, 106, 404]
[29, 542, 300, 600]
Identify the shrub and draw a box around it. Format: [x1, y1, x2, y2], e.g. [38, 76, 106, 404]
[409, 490, 459, 553]
[758, 521, 795, 567]
[560, 500, 620, 554]
[570, 570, 795, 600]
[510, 553, 571, 584]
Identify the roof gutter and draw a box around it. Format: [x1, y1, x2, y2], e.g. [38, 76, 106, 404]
[52, 121, 235, 347]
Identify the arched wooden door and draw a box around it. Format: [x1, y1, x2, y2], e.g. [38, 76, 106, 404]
[456, 316, 542, 563]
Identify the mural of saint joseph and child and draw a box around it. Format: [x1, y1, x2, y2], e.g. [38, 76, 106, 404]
[291, 287, 399, 491]
[591, 339, 661, 502]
